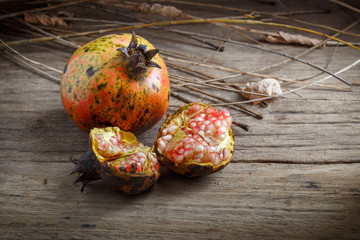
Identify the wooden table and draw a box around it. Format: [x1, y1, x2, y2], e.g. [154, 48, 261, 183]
[1, 1, 359, 239]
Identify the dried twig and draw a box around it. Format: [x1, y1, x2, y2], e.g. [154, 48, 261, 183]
[162, 30, 352, 86]
[164, 54, 350, 91]
[283, 44, 339, 89]
[0, 45, 251, 131]
[174, 83, 264, 120]
[3, 18, 358, 50]
[253, 20, 360, 73]
[328, 0, 360, 14]
[16, 17, 80, 49]
[212, 58, 360, 106]
[272, 14, 360, 38]
[276, 0, 294, 20]
[165, 55, 289, 81]
[0, 19, 354, 87]
[0, 38, 62, 73]
[1, 49, 60, 83]
[151, 0, 360, 38]
[62, 16, 135, 26]
[172, 32, 224, 51]
[0, 0, 87, 20]
[3, 17, 351, 86]
[167, 63, 264, 119]
[171, 75, 275, 97]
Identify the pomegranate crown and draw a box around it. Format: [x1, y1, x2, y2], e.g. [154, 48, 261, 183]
[117, 32, 161, 74]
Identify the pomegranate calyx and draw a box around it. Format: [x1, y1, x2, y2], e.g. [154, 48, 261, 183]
[70, 150, 101, 192]
[117, 31, 161, 74]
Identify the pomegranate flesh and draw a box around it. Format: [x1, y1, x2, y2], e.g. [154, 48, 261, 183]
[70, 127, 160, 194]
[154, 103, 235, 177]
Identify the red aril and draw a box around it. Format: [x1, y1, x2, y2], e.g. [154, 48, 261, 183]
[155, 102, 235, 177]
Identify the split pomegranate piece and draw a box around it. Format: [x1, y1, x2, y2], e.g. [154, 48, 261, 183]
[155, 102, 235, 177]
[70, 127, 160, 194]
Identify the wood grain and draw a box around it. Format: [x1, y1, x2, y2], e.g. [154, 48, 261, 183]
[1, 162, 359, 239]
[0, 0, 360, 239]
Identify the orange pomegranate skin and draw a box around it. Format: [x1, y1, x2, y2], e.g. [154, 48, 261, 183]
[60, 33, 170, 134]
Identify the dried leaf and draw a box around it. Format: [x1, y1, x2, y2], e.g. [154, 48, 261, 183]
[138, 3, 183, 19]
[24, 12, 70, 28]
[263, 31, 324, 47]
[241, 78, 282, 105]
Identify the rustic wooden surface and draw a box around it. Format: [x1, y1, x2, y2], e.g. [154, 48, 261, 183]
[1, 1, 360, 239]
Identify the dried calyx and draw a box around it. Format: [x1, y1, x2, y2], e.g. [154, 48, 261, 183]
[117, 32, 161, 74]
[155, 102, 235, 177]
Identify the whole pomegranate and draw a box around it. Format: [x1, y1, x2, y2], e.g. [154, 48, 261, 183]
[60, 32, 170, 134]
[70, 127, 160, 194]
[154, 102, 235, 177]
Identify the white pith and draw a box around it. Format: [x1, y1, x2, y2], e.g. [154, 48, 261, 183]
[92, 128, 159, 173]
[95, 132, 144, 158]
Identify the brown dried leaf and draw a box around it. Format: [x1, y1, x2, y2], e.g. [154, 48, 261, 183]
[263, 31, 324, 47]
[241, 78, 282, 105]
[138, 3, 183, 19]
[24, 12, 70, 28]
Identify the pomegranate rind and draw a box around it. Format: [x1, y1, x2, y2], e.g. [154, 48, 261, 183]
[60, 33, 170, 134]
[90, 127, 160, 176]
[90, 127, 141, 162]
[154, 102, 235, 177]
[98, 160, 160, 194]
[71, 127, 160, 194]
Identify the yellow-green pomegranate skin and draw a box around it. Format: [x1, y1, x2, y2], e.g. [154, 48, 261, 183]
[60, 33, 170, 134]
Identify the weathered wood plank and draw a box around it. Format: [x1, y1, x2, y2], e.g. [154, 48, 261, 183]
[1, 162, 359, 239]
[1, 1, 360, 239]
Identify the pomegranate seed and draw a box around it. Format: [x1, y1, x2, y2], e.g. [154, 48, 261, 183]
[157, 139, 166, 153]
[194, 116, 204, 122]
[156, 103, 234, 171]
[172, 116, 182, 126]
[184, 149, 193, 158]
[168, 125, 179, 134]
[178, 148, 185, 154]
[154, 164, 160, 171]
[94, 134, 103, 141]
[162, 134, 173, 142]
[185, 142, 195, 149]
[174, 154, 184, 163]
[195, 144, 205, 152]
[98, 140, 108, 150]
[109, 138, 118, 146]
[115, 132, 121, 142]
[187, 104, 201, 116]
[190, 122, 197, 128]
[225, 117, 232, 126]
[92, 128, 160, 176]
[223, 148, 230, 160]
[218, 125, 227, 133]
